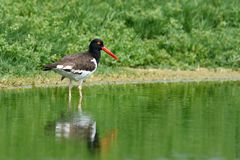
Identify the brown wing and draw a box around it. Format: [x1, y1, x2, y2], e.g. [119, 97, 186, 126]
[43, 53, 80, 71]
[58, 53, 95, 71]
[43, 52, 96, 71]
[72, 55, 96, 71]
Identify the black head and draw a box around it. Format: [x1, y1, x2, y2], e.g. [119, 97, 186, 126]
[88, 38, 119, 63]
[89, 39, 104, 52]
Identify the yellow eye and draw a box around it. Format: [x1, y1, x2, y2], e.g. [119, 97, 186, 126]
[97, 41, 101, 45]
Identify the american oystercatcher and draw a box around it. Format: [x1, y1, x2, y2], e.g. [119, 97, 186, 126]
[43, 39, 119, 102]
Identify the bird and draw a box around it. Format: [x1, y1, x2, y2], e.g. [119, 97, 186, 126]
[43, 38, 119, 103]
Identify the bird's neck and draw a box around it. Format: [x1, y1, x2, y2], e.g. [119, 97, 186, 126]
[89, 49, 101, 64]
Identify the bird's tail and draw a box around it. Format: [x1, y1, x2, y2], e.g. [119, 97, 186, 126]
[43, 63, 57, 71]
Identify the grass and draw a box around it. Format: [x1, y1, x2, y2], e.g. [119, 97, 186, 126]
[0, 0, 240, 78]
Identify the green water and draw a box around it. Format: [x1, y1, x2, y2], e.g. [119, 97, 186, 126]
[0, 82, 240, 160]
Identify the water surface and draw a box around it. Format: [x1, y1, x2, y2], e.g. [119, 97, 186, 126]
[0, 82, 240, 160]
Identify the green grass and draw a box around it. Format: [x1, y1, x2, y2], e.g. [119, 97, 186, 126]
[0, 0, 240, 77]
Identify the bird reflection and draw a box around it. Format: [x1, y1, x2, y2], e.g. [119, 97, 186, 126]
[45, 96, 117, 155]
[45, 98, 100, 151]
[55, 111, 98, 144]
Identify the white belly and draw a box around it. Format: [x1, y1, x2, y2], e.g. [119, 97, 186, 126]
[53, 69, 96, 81]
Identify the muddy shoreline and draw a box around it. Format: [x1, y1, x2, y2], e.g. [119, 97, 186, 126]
[1, 68, 240, 89]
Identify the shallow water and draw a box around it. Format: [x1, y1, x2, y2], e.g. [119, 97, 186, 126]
[0, 82, 240, 160]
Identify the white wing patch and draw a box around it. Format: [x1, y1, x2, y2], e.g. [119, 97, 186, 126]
[63, 65, 73, 70]
[72, 70, 82, 74]
[56, 65, 64, 69]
